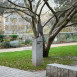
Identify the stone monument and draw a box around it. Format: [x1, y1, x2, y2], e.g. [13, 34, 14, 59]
[32, 36, 43, 66]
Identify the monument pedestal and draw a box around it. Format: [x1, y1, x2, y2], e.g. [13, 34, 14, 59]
[32, 36, 43, 66]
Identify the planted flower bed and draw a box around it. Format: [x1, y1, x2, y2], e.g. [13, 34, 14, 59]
[0, 34, 32, 48]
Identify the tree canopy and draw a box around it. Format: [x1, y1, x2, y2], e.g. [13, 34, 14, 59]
[54, 0, 77, 24]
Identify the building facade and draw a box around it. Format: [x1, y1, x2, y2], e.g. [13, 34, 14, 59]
[0, 0, 5, 34]
[0, 16, 4, 33]
[4, 13, 30, 34]
[0, 0, 33, 34]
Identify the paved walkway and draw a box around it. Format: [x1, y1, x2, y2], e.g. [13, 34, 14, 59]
[0, 42, 77, 53]
[0, 66, 46, 77]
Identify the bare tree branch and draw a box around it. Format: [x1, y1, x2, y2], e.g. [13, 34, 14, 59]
[35, 0, 41, 13]
[5, 13, 13, 17]
[49, 3, 76, 36]
[39, 2, 45, 16]
[53, 22, 77, 33]
[28, 0, 32, 10]
[41, 9, 50, 15]
[0, 5, 32, 16]
[17, 11, 31, 23]
[4, 10, 16, 14]
[52, 9, 76, 37]
[43, 15, 54, 27]
[7, 0, 26, 8]
[43, 0, 58, 22]
[24, 0, 29, 8]
[65, 22, 77, 27]
[7, 0, 38, 16]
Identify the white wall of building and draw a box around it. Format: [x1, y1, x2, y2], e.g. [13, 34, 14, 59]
[3, 0, 32, 34]
[4, 13, 30, 34]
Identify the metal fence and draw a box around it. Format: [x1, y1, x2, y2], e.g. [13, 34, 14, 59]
[53, 32, 77, 43]
[4, 31, 77, 43]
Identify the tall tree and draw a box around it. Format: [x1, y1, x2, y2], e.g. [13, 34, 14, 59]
[54, 0, 77, 22]
[0, 0, 77, 57]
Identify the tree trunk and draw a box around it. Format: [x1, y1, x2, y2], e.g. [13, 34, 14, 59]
[43, 37, 54, 57]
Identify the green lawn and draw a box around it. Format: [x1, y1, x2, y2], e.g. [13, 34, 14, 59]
[0, 45, 77, 71]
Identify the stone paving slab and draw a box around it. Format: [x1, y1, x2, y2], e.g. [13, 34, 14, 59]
[0, 66, 46, 77]
[0, 42, 77, 53]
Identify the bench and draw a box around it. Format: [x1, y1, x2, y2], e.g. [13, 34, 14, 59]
[46, 63, 77, 77]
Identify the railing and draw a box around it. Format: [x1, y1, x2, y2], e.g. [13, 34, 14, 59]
[3, 31, 77, 43]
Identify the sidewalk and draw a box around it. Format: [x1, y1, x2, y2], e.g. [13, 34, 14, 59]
[0, 65, 77, 77]
[0, 66, 46, 77]
[0, 42, 77, 53]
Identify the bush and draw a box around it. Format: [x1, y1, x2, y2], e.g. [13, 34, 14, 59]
[66, 33, 70, 39]
[10, 35, 18, 40]
[0, 43, 2, 48]
[0, 35, 5, 42]
[9, 40, 19, 47]
[25, 39, 32, 45]
[0, 36, 11, 48]
[71, 36, 77, 41]
[3, 38, 11, 42]
[2, 42, 10, 48]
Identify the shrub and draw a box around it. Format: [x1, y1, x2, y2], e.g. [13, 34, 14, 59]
[25, 39, 32, 45]
[0, 42, 2, 48]
[71, 36, 77, 41]
[2, 42, 10, 48]
[66, 33, 70, 39]
[3, 38, 11, 42]
[9, 40, 19, 47]
[0, 35, 5, 42]
[10, 35, 18, 40]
